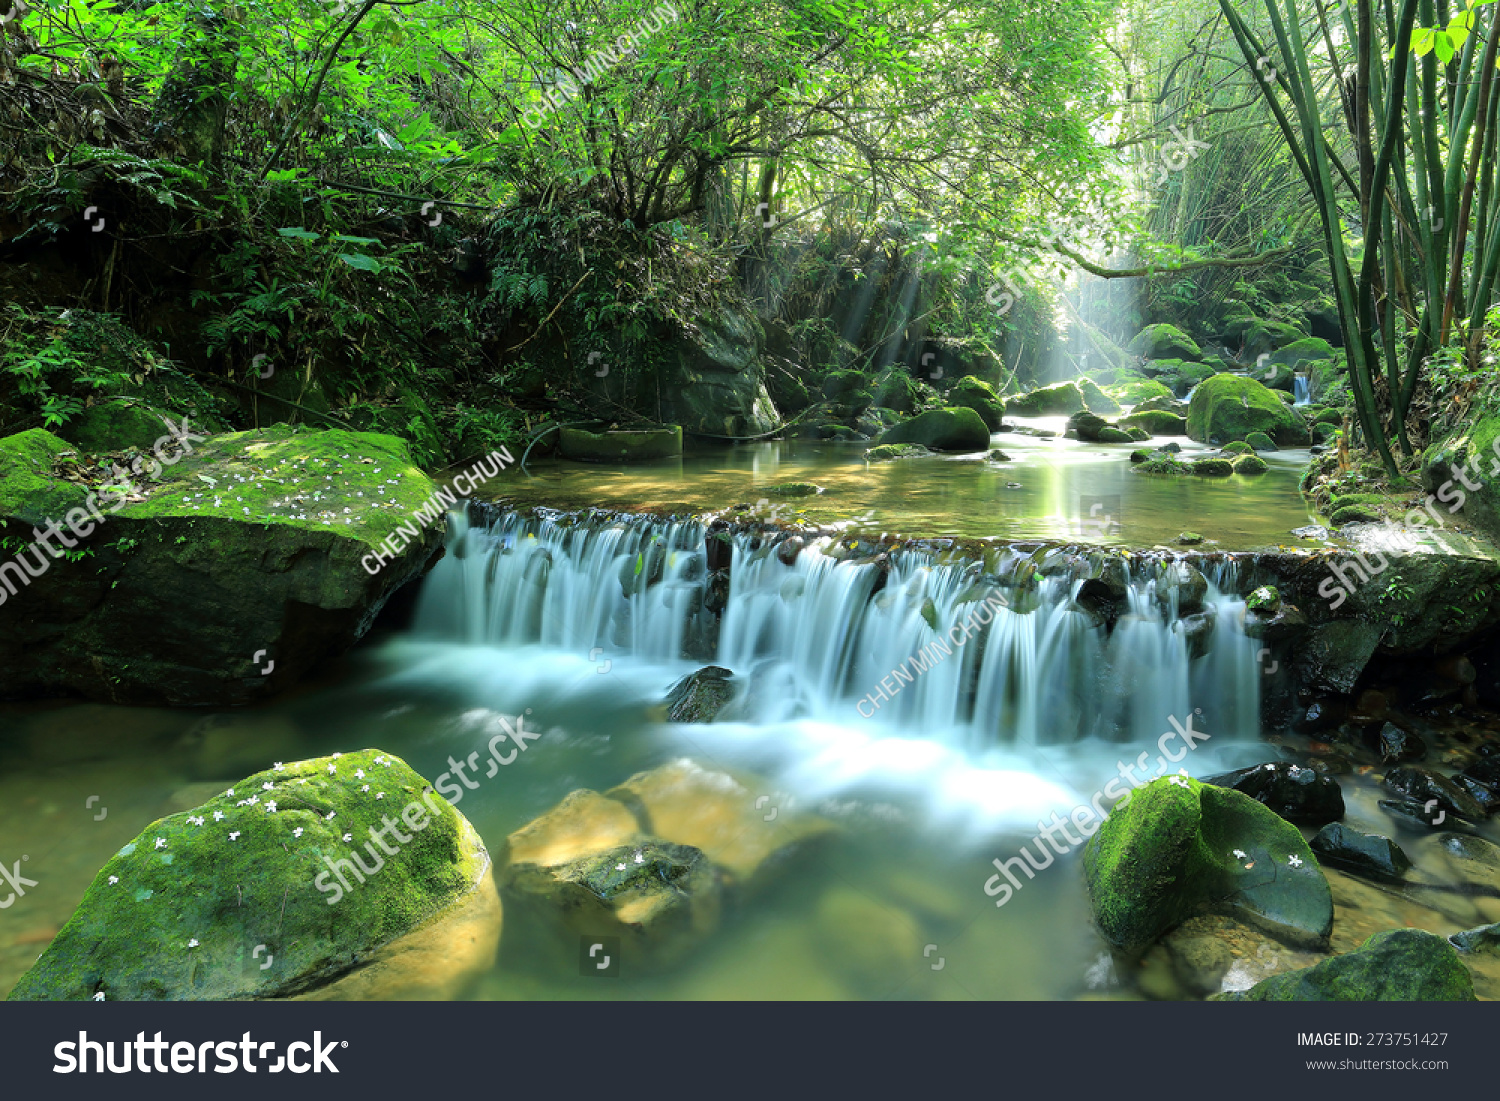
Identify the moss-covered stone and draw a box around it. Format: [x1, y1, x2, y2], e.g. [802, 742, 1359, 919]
[1233, 454, 1270, 475]
[878, 407, 990, 451]
[822, 369, 869, 400]
[1245, 431, 1277, 452]
[1221, 441, 1254, 455]
[1111, 378, 1174, 405]
[665, 665, 735, 722]
[7, 749, 498, 1000]
[1192, 458, 1234, 477]
[763, 482, 823, 497]
[1120, 410, 1187, 436]
[0, 425, 447, 705]
[0, 428, 88, 525]
[1244, 319, 1307, 358]
[1082, 775, 1333, 953]
[1223, 929, 1475, 1001]
[871, 372, 923, 413]
[865, 443, 930, 461]
[1314, 408, 1344, 426]
[1125, 427, 1151, 442]
[1097, 427, 1134, 443]
[58, 400, 182, 454]
[1135, 455, 1189, 475]
[1005, 381, 1084, 416]
[1419, 414, 1500, 542]
[1129, 448, 1153, 463]
[1078, 377, 1121, 415]
[1312, 423, 1338, 445]
[1331, 504, 1381, 525]
[946, 376, 1007, 429]
[1246, 585, 1281, 614]
[559, 425, 682, 462]
[1177, 532, 1203, 545]
[1140, 358, 1217, 397]
[1187, 374, 1305, 445]
[1267, 337, 1336, 369]
[1127, 324, 1202, 362]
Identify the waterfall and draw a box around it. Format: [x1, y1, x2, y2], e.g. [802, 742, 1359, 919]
[412, 508, 1261, 747]
[1294, 376, 1311, 405]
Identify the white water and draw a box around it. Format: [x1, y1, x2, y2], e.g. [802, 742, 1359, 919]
[404, 507, 1264, 831]
[1294, 376, 1311, 405]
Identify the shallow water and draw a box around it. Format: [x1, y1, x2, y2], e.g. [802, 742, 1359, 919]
[495, 420, 1319, 548]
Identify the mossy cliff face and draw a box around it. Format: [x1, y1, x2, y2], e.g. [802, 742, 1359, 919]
[1082, 775, 1332, 953]
[7, 749, 498, 1001]
[0, 424, 445, 705]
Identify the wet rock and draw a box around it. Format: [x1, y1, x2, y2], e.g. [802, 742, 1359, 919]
[1160, 561, 1208, 615]
[1310, 823, 1411, 881]
[1437, 834, 1500, 893]
[774, 535, 804, 566]
[505, 790, 644, 868]
[1296, 698, 1345, 733]
[987, 449, 1012, 461]
[1082, 775, 1333, 953]
[813, 887, 924, 996]
[1376, 722, 1427, 764]
[1245, 585, 1280, 614]
[865, 443, 931, 461]
[1378, 796, 1452, 830]
[1449, 923, 1500, 955]
[8, 749, 499, 1001]
[1176, 532, 1203, 545]
[1244, 600, 1308, 643]
[1180, 611, 1217, 659]
[1292, 524, 1330, 540]
[606, 758, 835, 889]
[1383, 767, 1487, 822]
[1453, 773, 1500, 814]
[1205, 761, 1345, 826]
[704, 568, 732, 614]
[1219, 929, 1475, 1000]
[1296, 620, 1385, 695]
[878, 407, 990, 452]
[1158, 441, 1182, 454]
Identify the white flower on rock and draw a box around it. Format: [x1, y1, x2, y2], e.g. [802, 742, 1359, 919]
[154, 838, 166, 849]
[107, 876, 119, 886]
[228, 831, 240, 841]
[265, 801, 277, 813]
[213, 811, 225, 821]
[293, 827, 304, 838]
[355, 769, 366, 779]
[1287, 854, 1304, 868]
[1232, 849, 1247, 860]
[273, 762, 285, 771]
[343, 833, 353, 842]
[187, 939, 199, 949]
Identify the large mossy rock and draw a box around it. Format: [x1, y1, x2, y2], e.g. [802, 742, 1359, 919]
[659, 302, 779, 436]
[878, 406, 990, 451]
[1138, 358, 1217, 397]
[0, 425, 445, 706]
[1266, 337, 1336, 371]
[57, 400, 192, 454]
[7, 749, 500, 1001]
[1082, 775, 1333, 953]
[1420, 415, 1500, 542]
[559, 425, 683, 462]
[945, 376, 1007, 429]
[1119, 410, 1187, 436]
[1005, 381, 1084, 415]
[1187, 373, 1307, 445]
[1078, 377, 1121, 415]
[1110, 378, 1174, 405]
[1223, 930, 1475, 1001]
[1127, 324, 1202, 362]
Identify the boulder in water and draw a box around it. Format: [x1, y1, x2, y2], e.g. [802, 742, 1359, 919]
[945, 376, 1008, 429]
[865, 443, 930, 461]
[1219, 929, 1474, 1000]
[1119, 410, 1187, 435]
[877, 407, 990, 451]
[7, 749, 500, 1001]
[1082, 775, 1333, 953]
[1383, 766, 1487, 822]
[1205, 761, 1345, 826]
[1005, 381, 1084, 415]
[1187, 374, 1308, 446]
[1309, 823, 1411, 881]
[1127, 324, 1202, 362]
[665, 665, 736, 722]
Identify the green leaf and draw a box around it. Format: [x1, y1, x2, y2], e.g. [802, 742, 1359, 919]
[338, 253, 382, 272]
[1434, 30, 1455, 63]
[276, 226, 321, 240]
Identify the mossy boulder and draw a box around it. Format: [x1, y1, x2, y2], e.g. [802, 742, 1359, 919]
[1135, 455, 1189, 475]
[1097, 427, 1134, 443]
[1082, 775, 1333, 953]
[0, 425, 447, 706]
[871, 372, 926, 413]
[1119, 410, 1187, 436]
[665, 665, 736, 722]
[1266, 337, 1336, 370]
[1245, 431, 1277, 452]
[1221, 441, 1254, 456]
[1125, 427, 1151, 442]
[1420, 414, 1500, 541]
[7, 749, 500, 1001]
[1311, 423, 1337, 445]
[1222, 929, 1474, 1001]
[1129, 448, 1154, 463]
[1110, 378, 1173, 405]
[1187, 374, 1306, 445]
[763, 482, 823, 497]
[1314, 407, 1344, 427]
[1192, 458, 1234, 477]
[559, 426, 682, 462]
[1233, 454, 1270, 475]
[1005, 381, 1084, 416]
[865, 443, 930, 461]
[1127, 324, 1202, 362]
[1140, 358, 1217, 397]
[1078, 377, 1121, 415]
[946, 376, 1007, 429]
[1244, 319, 1307, 359]
[58, 400, 186, 454]
[878, 407, 990, 451]
[1331, 504, 1381, 525]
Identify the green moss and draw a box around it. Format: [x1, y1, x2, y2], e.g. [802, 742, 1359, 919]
[559, 426, 682, 462]
[1246, 585, 1281, 613]
[1005, 382, 1084, 416]
[1110, 378, 1173, 405]
[1225, 929, 1475, 1001]
[1329, 492, 1390, 511]
[59, 401, 180, 453]
[1312, 423, 1337, 444]
[1127, 324, 1202, 361]
[0, 429, 88, 524]
[1096, 427, 1134, 443]
[1245, 431, 1277, 452]
[1331, 504, 1381, 525]
[878, 407, 990, 451]
[1187, 373, 1304, 445]
[1192, 458, 1234, 477]
[821, 370, 868, 400]
[1220, 441, 1254, 456]
[872, 372, 922, 413]
[1314, 408, 1344, 426]
[865, 443, 929, 461]
[1135, 456, 1189, 475]
[8, 749, 484, 1001]
[1267, 336, 1336, 368]
[764, 482, 823, 497]
[1129, 448, 1153, 463]
[1233, 454, 1269, 475]
[1125, 427, 1151, 442]
[1078, 377, 1121, 415]
[1119, 410, 1187, 436]
[946, 376, 1007, 429]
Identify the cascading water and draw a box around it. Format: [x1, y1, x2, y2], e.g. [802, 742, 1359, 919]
[412, 507, 1261, 754]
[1294, 375, 1312, 405]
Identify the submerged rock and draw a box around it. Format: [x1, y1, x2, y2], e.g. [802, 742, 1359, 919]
[1449, 923, 1500, 955]
[1376, 722, 1427, 764]
[1384, 767, 1487, 822]
[7, 749, 499, 1001]
[665, 665, 736, 723]
[865, 443, 931, 461]
[1220, 929, 1475, 1001]
[1082, 775, 1333, 953]
[1205, 761, 1345, 826]
[813, 886, 924, 996]
[1310, 823, 1411, 881]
